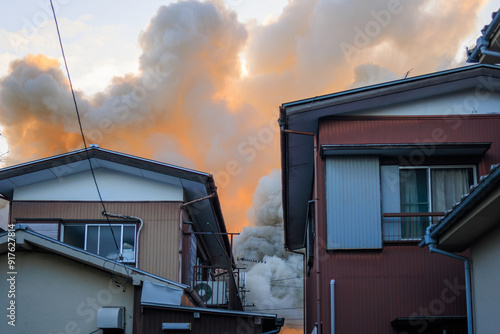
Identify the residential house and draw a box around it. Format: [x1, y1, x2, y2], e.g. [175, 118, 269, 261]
[279, 64, 500, 333]
[0, 225, 284, 333]
[420, 163, 500, 333]
[0, 145, 241, 310]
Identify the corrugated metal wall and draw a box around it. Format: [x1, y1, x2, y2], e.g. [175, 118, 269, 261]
[141, 306, 269, 334]
[11, 201, 181, 281]
[325, 156, 382, 249]
[319, 115, 500, 176]
[305, 246, 468, 334]
[306, 115, 492, 334]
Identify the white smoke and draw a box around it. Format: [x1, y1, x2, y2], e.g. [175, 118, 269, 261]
[234, 169, 303, 330]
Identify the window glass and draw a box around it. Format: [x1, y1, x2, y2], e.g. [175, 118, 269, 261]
[63, 224, 85, 249]
[86, 225, 99, 254]
[431, 168, 472, 212]
[122, 226, 136, 262]
[63, 223, 136, 262]
[400, 168, 429, 213]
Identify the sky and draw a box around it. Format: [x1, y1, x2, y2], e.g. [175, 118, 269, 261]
[0, 0, 498, 332]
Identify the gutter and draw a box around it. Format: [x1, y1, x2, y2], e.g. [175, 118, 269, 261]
[467, 10, 500, 63]
[420, 226, 473, 334]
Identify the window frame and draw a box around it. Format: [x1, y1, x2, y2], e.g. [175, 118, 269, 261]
[398, 164, 476, 213]
[61, 221, 137, 263]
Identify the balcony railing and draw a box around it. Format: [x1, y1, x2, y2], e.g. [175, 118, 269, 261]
[192, 265, 243, 310]
[382, 212, 444, 242]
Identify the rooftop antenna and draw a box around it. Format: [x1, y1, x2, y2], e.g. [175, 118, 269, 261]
[403, 68, 413, 79]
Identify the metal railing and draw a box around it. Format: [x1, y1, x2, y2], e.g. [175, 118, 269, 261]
[382, 212, 444, 242]
[192, 265, 243, 309]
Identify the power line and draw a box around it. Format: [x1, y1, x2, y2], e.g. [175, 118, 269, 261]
[49, 0, 120, 258]
[270, 277, 303, 282]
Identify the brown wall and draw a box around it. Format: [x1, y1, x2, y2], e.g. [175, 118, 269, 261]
[140, 305, 272, 334]
[305, 115, 498, 333]
[10, 201, 182, 281]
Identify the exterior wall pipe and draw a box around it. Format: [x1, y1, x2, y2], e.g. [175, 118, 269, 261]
[282, 128, 321, 334]
[102, 211, 143, 269]
[330, 280, 335, 334]
[422, 226, 473, 334]
[480, 46, 500, 62]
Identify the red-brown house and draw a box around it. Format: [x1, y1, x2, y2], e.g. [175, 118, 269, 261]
[279, 64, 500, 333]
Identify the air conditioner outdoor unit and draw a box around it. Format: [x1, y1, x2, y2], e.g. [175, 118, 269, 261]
[193, 281, 227, 305]
[97, 307, 125, 329]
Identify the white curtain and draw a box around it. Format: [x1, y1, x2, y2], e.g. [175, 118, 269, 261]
[431, 169, 470, 212]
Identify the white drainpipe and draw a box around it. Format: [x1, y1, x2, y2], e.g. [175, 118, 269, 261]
[330, 279, 335, 334]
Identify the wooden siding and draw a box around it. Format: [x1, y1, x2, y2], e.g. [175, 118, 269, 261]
[10, 201, 181, 281]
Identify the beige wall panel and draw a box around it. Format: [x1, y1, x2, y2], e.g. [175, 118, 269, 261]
[11, 201, 182, 281]
[0, 251, 135, 334]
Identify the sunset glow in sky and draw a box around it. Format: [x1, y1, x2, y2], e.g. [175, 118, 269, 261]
[0, 1, 498, 332]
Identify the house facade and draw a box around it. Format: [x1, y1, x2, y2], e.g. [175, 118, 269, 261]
[280, 65, 500, 333]
[0, 146, 242, 310]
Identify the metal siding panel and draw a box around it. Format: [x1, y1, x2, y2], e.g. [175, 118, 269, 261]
[315, 245, 468, 334]
[319, 115, 500, 176]
[326, 156, 382, 249]
[10, 201, 181, 281]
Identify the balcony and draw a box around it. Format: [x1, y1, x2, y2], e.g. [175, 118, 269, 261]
[382, 212, 444, 242]
[192, 265, 244, 310]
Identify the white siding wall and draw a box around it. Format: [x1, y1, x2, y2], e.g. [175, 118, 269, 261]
[326, 156, 382, 249]
[471, 223, 500, 334]
[348, 90, 500, 116]
[13, 168, 184, 201]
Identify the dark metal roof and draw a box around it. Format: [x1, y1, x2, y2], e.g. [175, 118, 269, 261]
[467, 8, 500, 63]
[280, 64, 500, 250]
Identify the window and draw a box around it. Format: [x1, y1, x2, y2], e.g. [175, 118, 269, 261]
[399, 166, 474, 239]
[63, 223, 136, 262]
[381, 165, 475, 241]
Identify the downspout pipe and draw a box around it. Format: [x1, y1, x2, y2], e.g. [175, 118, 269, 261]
[330, 280, 335, 334]
[102, 211, 144, 269]
[421, 226, 473, 334]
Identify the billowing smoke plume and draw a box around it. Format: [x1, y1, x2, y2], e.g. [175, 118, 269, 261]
[0, 1, 492, 331]
[234, 169, 303, 330]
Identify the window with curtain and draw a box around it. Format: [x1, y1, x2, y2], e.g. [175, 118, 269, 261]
[399, 166, 474, 239]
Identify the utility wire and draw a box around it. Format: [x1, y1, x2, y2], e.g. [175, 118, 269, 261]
[49, 0, 120, 257]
